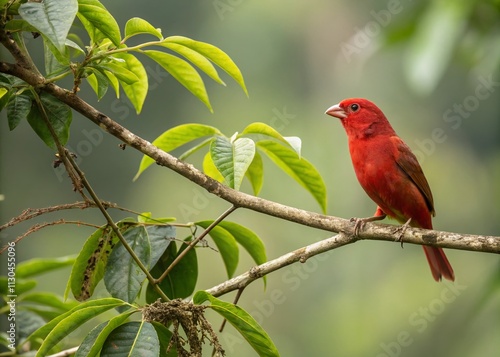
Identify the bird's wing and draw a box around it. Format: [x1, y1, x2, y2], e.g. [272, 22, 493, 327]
[391, 136, 435, 216]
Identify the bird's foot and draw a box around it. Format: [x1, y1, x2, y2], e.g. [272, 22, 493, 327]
[349, 213, 387, 237]
[350, 217, 366, 237]
[393, 218, 412, 248]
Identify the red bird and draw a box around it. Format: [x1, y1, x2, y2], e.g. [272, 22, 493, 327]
[325, 98, 454, 281]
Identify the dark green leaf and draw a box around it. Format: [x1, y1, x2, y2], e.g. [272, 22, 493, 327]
[27, 92, 72, 149]
[101, 321, 159, 357]
[146, 225, 176, 269]
[0, 88, 12, 113]
[18, 0, 78, 53]
[144, 50, 212, 112]
[146, 240, 198, 301]
[8, 93, 31, 130]
[134, 123, 220, 180]
[257, 140, 327, 213]
[151, 321, 177, 357]
[104, 226, 150, 303]
[76, 310, 136, 357]
[193, 291, 280, 357]
[17, 310, 47, 341]
[17, 255, 75, 278]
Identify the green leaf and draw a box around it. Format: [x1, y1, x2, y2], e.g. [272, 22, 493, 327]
[26, 298, 126, 353]
[0, 88, 13, 113]
[146, 240, 198, 301]
[0, 277, 37, 295]
[86, 71, 107, 100]
[100, 321, 159, 357]
[203, 151, 225, 182]
[146, 225, 176, 269]
[4, 19, 39, 33]
[164, 36, 248, 96]
[240, 122, 302, 157]
[113, 53, 148, 113]
[217, 221, 267, 269]
[18, 0, 78, 53]
[76, 310, 136, 357]
[161, 42, 225, 85]
[20, 292, 79, 312]
[103, 70, 120, 97]
[16, 256, 75, 278]
[27, 92, 72, 149]
[210, 136, 255, 190]
[151, 321, 177, 357]
[77, 0, 121, 46]
[104, 226, 151, 303]
[246, 151, 264, 196]
[193, 291, 280, 357]
[257, 140, 327, 213]
[134, 123, 221, 180]
[67, 225, 118, 301]
[7, 93, 31, 130]
[144, 50, 212, 112]
[196, 221, 239, 279]
[100, 61, 139, 85]
[124, 17, 162, 41]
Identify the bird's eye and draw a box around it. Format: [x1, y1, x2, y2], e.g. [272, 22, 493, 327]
[350, 103, 359, 112]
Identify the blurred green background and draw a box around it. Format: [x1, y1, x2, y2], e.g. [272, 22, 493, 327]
[1, 0, 500, 356]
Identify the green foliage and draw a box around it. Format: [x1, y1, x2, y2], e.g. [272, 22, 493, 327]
[0, 1, 331, 355]
[135, 122, 328, 212]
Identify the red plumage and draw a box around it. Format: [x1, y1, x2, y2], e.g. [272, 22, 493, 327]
[326, 98, 454, 282]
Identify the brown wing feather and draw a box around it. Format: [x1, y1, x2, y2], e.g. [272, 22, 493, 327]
[390, 136, 435, 216]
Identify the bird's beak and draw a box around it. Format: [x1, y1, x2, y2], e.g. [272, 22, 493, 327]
[325, 104, 347, 119]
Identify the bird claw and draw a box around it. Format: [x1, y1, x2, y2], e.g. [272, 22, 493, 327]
[350, 217, 366, 237]
[393, 218, 412, 248]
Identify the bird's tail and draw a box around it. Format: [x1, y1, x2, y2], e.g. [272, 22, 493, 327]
[422, 246, 455, 282]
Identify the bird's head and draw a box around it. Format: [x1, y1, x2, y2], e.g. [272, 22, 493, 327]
[325, 98, 395, 139]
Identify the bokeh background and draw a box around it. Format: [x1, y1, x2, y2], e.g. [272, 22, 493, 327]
[2, 0, 500, 356]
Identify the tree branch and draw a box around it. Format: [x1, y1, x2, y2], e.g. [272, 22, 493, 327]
[205, 233, 352, 297]
[1, 30, 499, 255]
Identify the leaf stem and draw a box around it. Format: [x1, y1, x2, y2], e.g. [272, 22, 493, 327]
[155, 205, 237, 284]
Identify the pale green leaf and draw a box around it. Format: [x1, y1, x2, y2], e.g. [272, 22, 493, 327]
[134, 123, 220, 180]
[124, 17, 162, 40]
[144, 50, 212, 111]
[164, 35, 247, 95]
[257, 140, 327, 213]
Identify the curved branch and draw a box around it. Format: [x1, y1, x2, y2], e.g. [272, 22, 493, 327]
[1, 33, 499, 255]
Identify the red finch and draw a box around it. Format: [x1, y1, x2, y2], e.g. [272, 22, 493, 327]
[325, 98, 454, 281]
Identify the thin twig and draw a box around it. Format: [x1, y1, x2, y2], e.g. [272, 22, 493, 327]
[205, 233, 351, 298]
[64, 150, 170, 302]
[155, 205, 237, 284]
